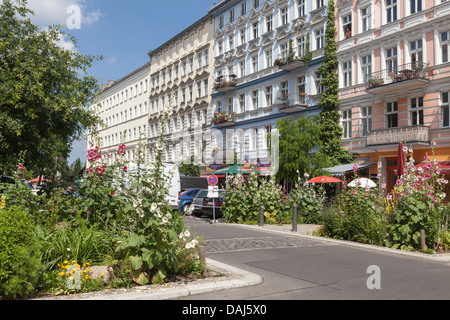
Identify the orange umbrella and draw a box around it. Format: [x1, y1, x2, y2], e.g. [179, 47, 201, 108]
[308, 176, 343, 183]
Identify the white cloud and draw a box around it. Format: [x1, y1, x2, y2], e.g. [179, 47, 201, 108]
[26, 0, 103, 28]
[106, 55, 117, 65]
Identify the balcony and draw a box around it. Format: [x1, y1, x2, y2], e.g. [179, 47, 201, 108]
[274, 49, 305, 71]
[214, 75, 237, 93]
[212, 112, 236, 128]
[366, 125, 429, 147]
[366, 62, 430, 94]
[277, 93, 308, 113]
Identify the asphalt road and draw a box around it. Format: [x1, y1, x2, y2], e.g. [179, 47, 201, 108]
[178, 217, 450, 300]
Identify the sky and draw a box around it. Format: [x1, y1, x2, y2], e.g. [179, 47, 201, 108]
[24, 0, 216, 164]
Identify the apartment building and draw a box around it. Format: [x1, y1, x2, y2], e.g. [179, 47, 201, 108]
[147, 14, 215, 169]
[208, 0, 328, 168]
[88, 62, 151, 164]
[334, 0, 450, 196]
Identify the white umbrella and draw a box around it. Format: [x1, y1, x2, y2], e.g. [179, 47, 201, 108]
[348, 177, 377, 188]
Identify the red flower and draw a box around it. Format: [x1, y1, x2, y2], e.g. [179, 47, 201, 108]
[111, 191, 115, 196]
[123, 166, 127, 172]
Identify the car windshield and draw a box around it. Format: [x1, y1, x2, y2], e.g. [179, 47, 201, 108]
[196, 190, 208, 198]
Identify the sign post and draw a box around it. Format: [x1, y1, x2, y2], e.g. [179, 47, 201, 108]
[207, 175, 219, 223]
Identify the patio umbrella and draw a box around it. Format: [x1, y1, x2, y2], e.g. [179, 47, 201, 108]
[396, 142, 405, 178]
[348, 177, 377, 188]
[308, 176, 343, 183]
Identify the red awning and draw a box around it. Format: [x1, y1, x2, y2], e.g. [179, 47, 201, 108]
[415, 161, 450, 172]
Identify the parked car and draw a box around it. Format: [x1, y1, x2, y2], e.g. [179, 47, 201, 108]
[202, 190, 225, 219]
[192, 189, 209, 217]
[179, 188, 202, 214]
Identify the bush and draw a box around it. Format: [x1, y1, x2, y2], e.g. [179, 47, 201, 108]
[0, 206, 42, 299]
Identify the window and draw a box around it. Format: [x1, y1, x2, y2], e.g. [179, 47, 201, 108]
[197, 53, 203, 69]
[280, 42, 288, 59]
[218, 41, 223, 55]
[361, 6, 371, 32]
[410, 0, 422, 14]
[315, 28, 324, 49]
[228, 98, 234, 113]
[361, 106, 372, 136]
[239, 94, 246, 112]
[297, 36, 306, 57]
[204, 49, 209, 65]
[297, 76, 306, 94]
[298, 0, 305, 17]
[229, 8, 235, 22]
[342, 14, 352, 39]
[239, 60, 246, 77]
[189, 57, 194, 73]
[442, 92, 450, 127]
[342, 109, 352, 139]
[386, 0, 397, 23]
[266, 15, 273, 32]
[265, 50, 273, 68]
[240, 28, 246, 45]
[361, 54, 372, 83]
[241, 2, 247, 15]
[203, 79, 208, 97]
[219, 16, 224, 29]
[280, 81, 289, 97]
[280, 7, 288, 25]
[386, 47, 398, 72]
[228, 35, 234, 51]
[252, 22, 259, 39]
[441, 31, 450, 63]
[410, 39, 423, 63]
[197, 81, 202, 98]
[316, 0, 324, 8]
[188, 85, 193, 101]
[315, 71, 324, 94]
[252, 90, 259, 109]
[411, 97, 424, 125]
[252, 55, 258, 73]
[265, 86, 273, 106]
[342, 61, 352, 87]
[254, 0, 259, 8]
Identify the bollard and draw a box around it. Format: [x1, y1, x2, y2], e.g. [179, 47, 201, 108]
[420, 229, 426, 251]
[259, 202, 264, 227]
[292, 204, 298, 232]
[198, 246, 206, 272]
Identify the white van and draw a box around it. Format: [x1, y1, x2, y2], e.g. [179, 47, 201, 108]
[124, 162, 180, 210]
[161, 163, 180, 210]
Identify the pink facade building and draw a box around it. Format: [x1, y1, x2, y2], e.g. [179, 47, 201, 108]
[334, 0, 450, 194]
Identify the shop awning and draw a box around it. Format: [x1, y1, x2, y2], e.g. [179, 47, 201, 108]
[324, 162, 377, 176]
[415, 161, 450, 172]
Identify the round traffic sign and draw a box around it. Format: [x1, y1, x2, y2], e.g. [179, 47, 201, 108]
[208, 175, 219, 186]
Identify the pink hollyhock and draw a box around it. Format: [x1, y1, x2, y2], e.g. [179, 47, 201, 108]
[123, 166, 127, 172]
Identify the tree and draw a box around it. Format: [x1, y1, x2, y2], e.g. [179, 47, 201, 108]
[0, 0, 101, 174]
[275, 116, 329, 182]
[317, 0, 354, 167]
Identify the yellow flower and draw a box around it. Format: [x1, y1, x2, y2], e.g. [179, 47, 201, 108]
[58, 272, 66, 276]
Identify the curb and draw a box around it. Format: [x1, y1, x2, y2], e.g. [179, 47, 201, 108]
[34, 258, 263, 300]
[228, 223, 450, 262]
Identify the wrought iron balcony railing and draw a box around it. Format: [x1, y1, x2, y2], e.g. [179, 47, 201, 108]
[366, 125, 429, 146]
[213, 75, 238, 92]
[277, 93, 308, 113]
[366, 62, 429, 89]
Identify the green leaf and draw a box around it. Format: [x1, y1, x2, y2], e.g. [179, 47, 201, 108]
[129, 255, 143, 271]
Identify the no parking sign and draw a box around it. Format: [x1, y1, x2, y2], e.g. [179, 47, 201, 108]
[208, 175, 218, 186]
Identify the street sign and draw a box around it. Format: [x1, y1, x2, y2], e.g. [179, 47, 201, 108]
[208, 186, 219, 198]
[208, 175, 219, 186]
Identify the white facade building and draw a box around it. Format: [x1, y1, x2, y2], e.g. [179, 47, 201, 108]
[147, 13, 215, 169]
[88, 62, 151, 164]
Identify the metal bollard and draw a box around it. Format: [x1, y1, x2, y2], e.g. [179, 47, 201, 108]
[259, 202, 264, 227]
[292, 204, 298, 232]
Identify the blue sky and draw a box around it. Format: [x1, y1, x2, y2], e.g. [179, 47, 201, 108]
[26, 0, 216, 164]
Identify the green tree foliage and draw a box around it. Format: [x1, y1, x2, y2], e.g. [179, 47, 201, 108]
[0, 0, 101, 173]
[275, 116, 328, 182]
[317, 0, 354, 166]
